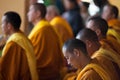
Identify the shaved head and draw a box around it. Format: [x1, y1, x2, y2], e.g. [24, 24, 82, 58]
[47, 5, 60, 15]
[86, 16, 108, 36]
[76, 28, 99, 42]
[63, 39, 88, 55]
[32, 3, 46, 18]
[46, 5, 60, 21]
[76, 28, 100, 56]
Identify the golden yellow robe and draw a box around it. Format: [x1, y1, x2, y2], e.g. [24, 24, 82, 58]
[28, 19, 65, 80]
[108, 19, 120, 30]
[63, 69, 81, 80]
[98, 37, 120, 68]
[100, 36, 120, 55]
[0, 31, 38, 80]
[107, 29, 120, 44]
[92, 48, 120, 80]
[76, 59, 110, 80]
[50, 16, 74, 43]
[107, 19, 120, 44]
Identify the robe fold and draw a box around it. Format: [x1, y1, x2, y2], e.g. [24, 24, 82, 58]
[76, 59, 110, 80]
[28, 19, 65, 80]
[50, 16, 73, 43]
[0, 31, 38, 80]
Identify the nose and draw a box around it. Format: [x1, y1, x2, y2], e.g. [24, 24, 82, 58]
[67, 59, 71, 65]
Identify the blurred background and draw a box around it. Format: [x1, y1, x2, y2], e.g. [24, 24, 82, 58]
[0, 0, 120, 34]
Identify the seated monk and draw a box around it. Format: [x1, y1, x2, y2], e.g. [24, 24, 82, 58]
[86, 16, 120, 56]
[102, 4, 120, 43]
[46, 5, 74, 43]
[62, 39, 111, 80]
[76, 28, 120, 80]
[27, 3, 66, 80]
[0, 11, 38, 80]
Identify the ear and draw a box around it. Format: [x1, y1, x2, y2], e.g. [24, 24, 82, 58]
[85, 40, 92, 48]
[95, 29, 101, 36]
[36, 10, 41, 18]
[73, 49, 80, 57]
[7, 23, 12, 30]
[111, 14, 116, 19]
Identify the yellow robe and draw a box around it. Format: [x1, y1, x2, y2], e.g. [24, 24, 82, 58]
[92, 48, 120, 80]
[63, 69, 81, 80]
[50, 16, 73, 43]
[108, 19, 120, 30]
[107, 19, 120, 44]
[107, 29, 120, 44]
[99, 37, 120, 68]
[0, 31, 38, 80]
[28, 19, 65, 80]
[76, 59, 110, 80]
[100, 36, 120, 55]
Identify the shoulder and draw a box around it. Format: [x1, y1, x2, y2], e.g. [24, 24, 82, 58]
[5, 41, 19, 48]
[80, 69, 102, 80]
[5, 41, 24, 51]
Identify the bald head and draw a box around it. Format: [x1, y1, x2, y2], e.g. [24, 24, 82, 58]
[46, 5, 60, 21]
[47, 5, 60, 15]
[32, 3, 46, 18]
[76, 28, 99, 42]
[76, 28, 100, 56]
[63, 39, 88, 55]
[86, 16, 108, 37]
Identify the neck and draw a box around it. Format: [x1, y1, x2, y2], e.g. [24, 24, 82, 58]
[81, 55, 91, 69]
[90, 42, 101, 56]
[33, 17, 43, 26]
[8, 29, 20, 38]
[95, 42, 101, 51]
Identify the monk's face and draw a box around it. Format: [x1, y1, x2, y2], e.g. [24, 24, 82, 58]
[1, 16, 10, 35]
[62, 47, 82, 69]
[102, 5, 112, 21]
[27, 5, 38, 23]
[45, 7, 55, 22]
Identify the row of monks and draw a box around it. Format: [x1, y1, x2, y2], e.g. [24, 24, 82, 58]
[0, 0, 120, 80]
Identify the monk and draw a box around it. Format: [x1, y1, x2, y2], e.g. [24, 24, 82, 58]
[27, 3, 65, 80]
[76, 28, 120, 80]
[86, 16, 120, 69]
[0, 11, 38, 80]
[46, 5, 74, 43]
[86, 16, 120, 55]
[62, 39, 111, 80]
[102, 4, 120, 43]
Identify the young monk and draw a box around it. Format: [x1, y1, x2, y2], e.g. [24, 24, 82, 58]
[0, 11, 38, 80]
[62, 39, 111, 80]
[46, 5, 73, 43]
[27, 3, 65, 80]
[76, 28, 120, 80]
